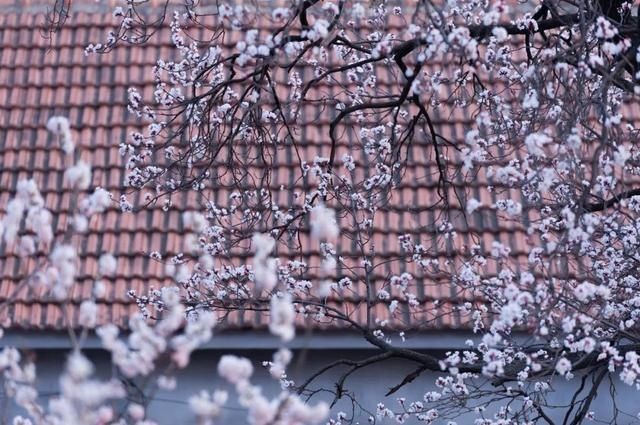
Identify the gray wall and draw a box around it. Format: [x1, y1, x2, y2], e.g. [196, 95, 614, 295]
[0, 332, 640, 425]
[6, 347, 640, 424]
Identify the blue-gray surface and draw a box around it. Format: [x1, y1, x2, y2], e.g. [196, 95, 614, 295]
[3, 332, 640, 424]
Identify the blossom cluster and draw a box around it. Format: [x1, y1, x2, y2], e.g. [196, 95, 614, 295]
[5, 0, 640, 423]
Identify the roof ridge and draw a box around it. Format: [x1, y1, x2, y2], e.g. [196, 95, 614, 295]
[0, 0, 170, 14]
[0, 0, 297, 15]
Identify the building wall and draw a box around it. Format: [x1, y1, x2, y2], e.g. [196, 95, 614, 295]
[9, 347, 640, 424]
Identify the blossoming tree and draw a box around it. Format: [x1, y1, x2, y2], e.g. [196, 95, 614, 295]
[4, 0, 640, 423]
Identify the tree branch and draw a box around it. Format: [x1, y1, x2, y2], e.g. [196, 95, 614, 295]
[582, 188, 640, 212]
[468, 13, 581, 39]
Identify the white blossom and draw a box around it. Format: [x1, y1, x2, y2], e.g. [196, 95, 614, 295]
[525, 132, 552, 158]
[555, 358, 572, 377]
[218, 355, 253, 385]
[269, 293, 295, 342]
[252, 233, 278, 291]
[98, 253, 117, 276]
[310, 204, 339, 241]
[466, 198, 482, 215]
[46, 116, 74, 154]
[79, 300, 98, 328]
[64, 161, 92, 190]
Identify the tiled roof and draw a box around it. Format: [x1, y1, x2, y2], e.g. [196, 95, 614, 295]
[0, 7, 534, 332]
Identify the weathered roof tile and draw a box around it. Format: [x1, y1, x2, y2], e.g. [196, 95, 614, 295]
[0, 9, 533, 331]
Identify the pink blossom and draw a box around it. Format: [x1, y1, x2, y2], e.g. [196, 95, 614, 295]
[218, 355, 254, 384]
[269, 293, 295, 342]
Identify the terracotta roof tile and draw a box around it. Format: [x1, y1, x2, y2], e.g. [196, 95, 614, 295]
[0, 9, 546, 332]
